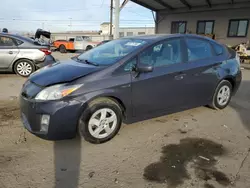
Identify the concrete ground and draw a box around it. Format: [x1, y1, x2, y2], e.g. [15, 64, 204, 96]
[0, 52, 250, 188]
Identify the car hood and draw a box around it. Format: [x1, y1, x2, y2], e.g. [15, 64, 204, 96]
[29, 59, 102, 86]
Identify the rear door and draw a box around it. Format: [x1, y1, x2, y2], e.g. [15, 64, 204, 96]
[0, 36, 19, 68]
[181, 37, 223, 106]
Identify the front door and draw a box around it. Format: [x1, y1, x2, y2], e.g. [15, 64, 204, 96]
[74, 36, 84, 50]
[132, 38, 191, 116]
[0, 36, 19, 68]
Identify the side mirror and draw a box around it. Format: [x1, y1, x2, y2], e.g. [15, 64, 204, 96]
[136, 64, 153, 73]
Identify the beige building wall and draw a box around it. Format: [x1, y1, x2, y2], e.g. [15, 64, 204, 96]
[157, 8, 250, 46]
[119, 27, 155, 37]
[100, 23, 112, 35]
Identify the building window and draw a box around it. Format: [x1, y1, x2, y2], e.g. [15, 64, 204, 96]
[197, 20, 214, 34]
[138, 32, 145, 35]
[127, 32, 133, 36]
[171, 21, 187, 34]
[119, 32, 124, 38]
[228, 19, 249, 37]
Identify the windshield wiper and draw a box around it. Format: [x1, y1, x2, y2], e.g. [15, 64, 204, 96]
[76, 57, 98, 66]
[84, 59, 99, 66]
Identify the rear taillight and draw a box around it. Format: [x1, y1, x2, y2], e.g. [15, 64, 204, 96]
[40, 48, 51, 55]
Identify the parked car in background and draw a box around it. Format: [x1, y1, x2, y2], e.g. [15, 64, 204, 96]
[32, 29, 56, 51]
[0, 33, 55, 77]
[20, 34, 241, 144]
[53, 36, 99, 53]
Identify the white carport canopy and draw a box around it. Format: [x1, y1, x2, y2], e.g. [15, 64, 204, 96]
[131, 0, 250, 11]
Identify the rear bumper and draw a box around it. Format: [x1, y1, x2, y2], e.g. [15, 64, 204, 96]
[35, 55, 56, 69]
[20, 95, 83, 140]
[232, 70, 242, 95]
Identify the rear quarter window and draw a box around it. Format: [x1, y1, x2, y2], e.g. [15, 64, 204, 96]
[15, 39, 24, 46]
[211, 42, 224, 55]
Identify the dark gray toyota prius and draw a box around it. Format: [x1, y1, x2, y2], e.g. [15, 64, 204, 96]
[20, 34, 242, 144]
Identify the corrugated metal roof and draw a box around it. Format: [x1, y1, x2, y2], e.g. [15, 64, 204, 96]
[131, 0, 250, 11]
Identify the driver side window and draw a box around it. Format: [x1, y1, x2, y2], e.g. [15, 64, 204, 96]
[124, 58, 137, 72]
[139, 38, 182, 67]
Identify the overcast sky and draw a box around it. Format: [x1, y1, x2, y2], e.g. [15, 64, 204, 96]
[0, 0, 154, 32]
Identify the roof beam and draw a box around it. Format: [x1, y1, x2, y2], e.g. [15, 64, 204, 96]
[206, 0, 212, 7]
[131, 0, 157, 11]
[179, 0, 192, 9]
[155, 0, 174, 10]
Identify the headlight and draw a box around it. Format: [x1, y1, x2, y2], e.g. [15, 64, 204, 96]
[35, 84, 83, 100]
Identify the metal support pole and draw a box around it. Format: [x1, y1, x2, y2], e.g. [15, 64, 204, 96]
[114, 0, 120, 39]
[109, 0, 113, 38]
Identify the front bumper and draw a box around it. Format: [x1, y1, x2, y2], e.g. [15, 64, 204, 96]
[35, 55, 56, 69]
[20, 96, 83, 140]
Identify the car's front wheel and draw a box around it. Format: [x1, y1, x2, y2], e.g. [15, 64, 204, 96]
[210, 80, 232, 109]
[78, 98, 122, 144]
[86, 45, 93, 51]
[14, 59, 35, 77]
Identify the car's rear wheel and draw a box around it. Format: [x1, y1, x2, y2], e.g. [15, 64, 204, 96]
[210, 80, 232, 109]
[14, 59, 35, 77]
[59, 45, 67, 53]
[78, 98, 122, 144]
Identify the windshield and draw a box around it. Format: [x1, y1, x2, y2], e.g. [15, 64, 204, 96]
[77, 38, 147, 66]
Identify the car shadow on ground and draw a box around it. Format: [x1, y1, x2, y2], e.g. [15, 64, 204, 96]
[54, 136, 82, 188]
[230, 80, 250, 131]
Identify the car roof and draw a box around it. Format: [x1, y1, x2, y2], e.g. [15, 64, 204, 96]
[122, 34, 216, 43]
[0, 32, 34, 42]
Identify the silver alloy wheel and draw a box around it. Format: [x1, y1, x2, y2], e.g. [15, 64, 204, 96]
[217, 85, 231, 106]
[88, 108, 118, 139]
[16, 62, 32, 76]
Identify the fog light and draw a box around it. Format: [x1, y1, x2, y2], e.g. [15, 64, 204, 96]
[40, 115, 50, 132]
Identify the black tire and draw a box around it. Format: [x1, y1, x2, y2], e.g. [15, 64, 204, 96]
[59, 45, 67, 53]
[78, 98, 122, 144]
[14, 59, 35, 77]
[210, 80, 232, 110]
[86, 45, 93, 51]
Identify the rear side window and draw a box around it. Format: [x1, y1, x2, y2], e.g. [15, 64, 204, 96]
[211, 42, 224, 55]
[0, 36, 16, 47]
[186, 38, 213, 61]
[15, 39, 24, 46]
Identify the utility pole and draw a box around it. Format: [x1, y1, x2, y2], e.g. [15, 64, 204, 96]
[109, 0, 113, 38]
[114, 0, 120, 39]
[69, 18, 72, 32]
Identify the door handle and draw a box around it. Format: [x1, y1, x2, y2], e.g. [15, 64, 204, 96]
[174, 74, 186, 80]
[8, 51, 13, 54]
